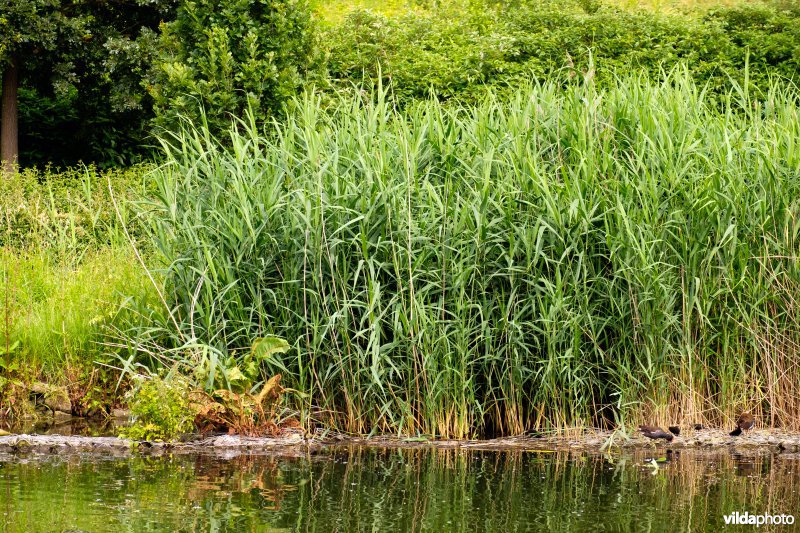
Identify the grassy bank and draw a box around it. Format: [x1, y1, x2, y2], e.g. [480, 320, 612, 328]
[121, 70, 800, 438]
[1, 167, 155, 416]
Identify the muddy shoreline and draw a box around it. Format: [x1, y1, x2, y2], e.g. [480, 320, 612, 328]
[3, 428, 800, 457]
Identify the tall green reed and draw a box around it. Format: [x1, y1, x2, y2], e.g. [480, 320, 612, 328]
[131, 69, 800, 437]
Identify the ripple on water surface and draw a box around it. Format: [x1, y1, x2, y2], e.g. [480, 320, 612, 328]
[1, 448, 799, 532]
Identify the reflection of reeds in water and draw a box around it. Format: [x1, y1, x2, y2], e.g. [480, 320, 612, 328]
[607, 451, 800, 532]
[3, 449, 800, 532]
[282, 448, 800, 532]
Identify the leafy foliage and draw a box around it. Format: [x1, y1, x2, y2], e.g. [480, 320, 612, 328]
[121, 374, 195, 441]
[193, 374, 286, 436]
[120, 371, 288, 440]
[324, 2, 800, 105]
[7, 0, 800, 166]
[1, 0, 177, 167]
[149, 0, 319, 136]
[0, 0, 60, 60]
[191, 336, 291, 392]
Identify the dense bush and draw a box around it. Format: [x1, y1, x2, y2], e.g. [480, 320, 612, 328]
[17, 28, 162, 168]
[706, 4, 800, 80]
[324, 2, 800, 104]
[9, 0, 800, 166]
[3, 0, 175, 168]
[128, 73, 800, 438]
[149, 0, 319, 136]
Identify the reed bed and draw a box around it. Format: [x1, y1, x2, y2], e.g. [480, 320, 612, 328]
[134, 70, 800, 438]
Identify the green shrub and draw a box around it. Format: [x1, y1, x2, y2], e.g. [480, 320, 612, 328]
[149, 0, 320, 136]
[705, 5, 800, 82]
[325, 6, 523, 103]
[121, 374, 195, 442]
[323, 2, 800, 105]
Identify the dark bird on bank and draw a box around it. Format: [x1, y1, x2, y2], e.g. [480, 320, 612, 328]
[668, 426, 680, 436]
[639, 425, 674, 442]
[694, 424, 704, 431]
[730, 413, 755, 437]
[738, 413, 755, 430]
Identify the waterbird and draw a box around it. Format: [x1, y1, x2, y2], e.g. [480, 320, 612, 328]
[638, 425, 674, 442]
[693, 424, 704, 430]
[668, 426, 680, 436]
[729, 413, 755, 437]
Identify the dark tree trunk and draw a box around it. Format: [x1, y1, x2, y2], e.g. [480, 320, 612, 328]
[1, 57, 19, 174]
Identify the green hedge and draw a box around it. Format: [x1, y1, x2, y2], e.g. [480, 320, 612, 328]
[324, 2, 800, 104]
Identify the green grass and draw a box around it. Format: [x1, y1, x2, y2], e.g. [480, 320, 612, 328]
[1, 166, 155, 380]
[125, 68, 800, 438]
[2, 248, 153, 375]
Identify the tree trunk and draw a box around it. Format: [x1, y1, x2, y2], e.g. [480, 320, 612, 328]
[1, 57, 19, 175]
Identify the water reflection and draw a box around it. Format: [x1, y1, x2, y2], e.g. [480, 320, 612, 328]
[1, 447, 799, 532]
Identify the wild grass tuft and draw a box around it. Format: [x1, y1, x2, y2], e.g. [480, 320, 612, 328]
[1, 166, 155, 378]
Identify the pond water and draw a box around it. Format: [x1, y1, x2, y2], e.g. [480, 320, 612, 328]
[1, 447, 799, 532]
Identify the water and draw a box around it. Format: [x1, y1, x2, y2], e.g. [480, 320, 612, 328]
[1, 447, 799, 532]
